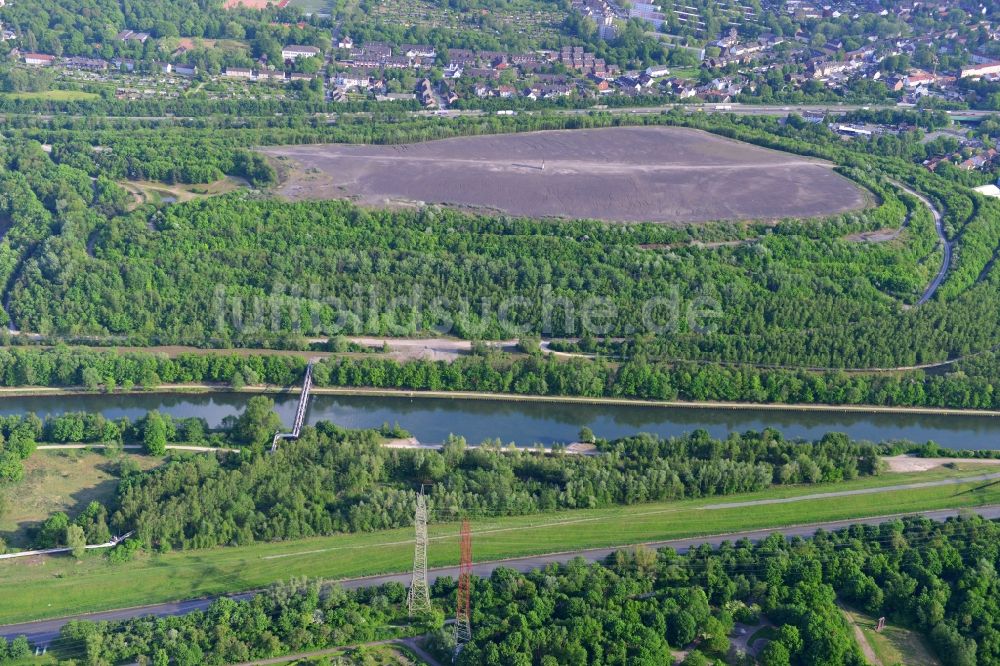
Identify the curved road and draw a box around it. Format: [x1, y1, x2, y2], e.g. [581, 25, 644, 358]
[4, 498, 1000, 646]
[891, 181, 951, 305]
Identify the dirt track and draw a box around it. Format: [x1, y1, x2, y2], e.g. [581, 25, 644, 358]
[261, 127, 867, 224]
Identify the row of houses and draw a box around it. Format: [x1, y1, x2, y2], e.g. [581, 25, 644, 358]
[926, 148, 999, 172]
[223, 67, 314, 81]
[19, 51, 199, 76]
[472, 82, 573, 99]
[558, 46, 613, 78]
[337, 40, 436, 69]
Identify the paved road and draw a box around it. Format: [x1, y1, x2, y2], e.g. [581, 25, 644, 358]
[4, 504, 999, 646]
[227, 636, 444, 666]
[892, 181, 951, 305]
[701, 471, 1000, 509]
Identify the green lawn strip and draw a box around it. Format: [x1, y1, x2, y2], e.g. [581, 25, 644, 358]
[1, 472, 998, 625]
[3, 90, 99, 101]
[286, 0, 333, 11]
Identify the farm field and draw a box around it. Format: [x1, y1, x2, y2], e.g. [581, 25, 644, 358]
[0, 466, 997, 625]
[262, 126, 868, 223]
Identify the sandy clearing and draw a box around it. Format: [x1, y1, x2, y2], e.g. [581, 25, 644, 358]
[844, 227, 904, 243]
[347, 336, 518, 361]
[884, 454, 1000, 472]
[261, 127, 868, 224]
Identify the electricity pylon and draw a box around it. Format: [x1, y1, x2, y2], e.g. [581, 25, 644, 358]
[454, 518, 473, 658]
[407, 490, 432, 617]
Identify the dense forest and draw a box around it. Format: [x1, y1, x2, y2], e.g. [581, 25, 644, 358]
[452, 514, 999, 666]
[2, 109, 999, 375]
[0, 346, 304, 390]
[52, 578, 417, 665]
[312, 349, 1000, 409]
[35, 515, 1000, 666]
[0, 86, 997, 407]
[109, 426, 881, 551]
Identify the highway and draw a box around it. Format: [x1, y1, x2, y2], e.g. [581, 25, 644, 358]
[4, 503, 1000, 646]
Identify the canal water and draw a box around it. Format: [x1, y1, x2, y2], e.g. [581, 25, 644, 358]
[0, 392, 998, 450]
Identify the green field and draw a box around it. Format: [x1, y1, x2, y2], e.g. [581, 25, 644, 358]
[4, 90, 99, 101]
[1, 467, 998, 625]
[841, 603, 941, 666]
[0, 451, 159, 549]
[287, 0, 335, 13]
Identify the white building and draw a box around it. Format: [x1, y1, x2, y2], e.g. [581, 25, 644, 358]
[282, 45, 320, 61]
[961, 62, 1000, 79]
[23, 53, 54, 66]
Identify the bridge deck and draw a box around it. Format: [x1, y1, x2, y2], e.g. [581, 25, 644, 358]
[270, 362, 313, 453]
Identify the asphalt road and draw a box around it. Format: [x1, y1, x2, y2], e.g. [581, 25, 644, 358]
[4, 504, 1000, 646]
[894, 181, 952, 305]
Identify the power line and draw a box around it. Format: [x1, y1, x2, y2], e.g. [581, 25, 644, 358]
[407, 488, 432, 617]
[454, 518, 473, 659]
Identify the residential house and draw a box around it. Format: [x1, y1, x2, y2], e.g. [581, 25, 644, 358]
[382, 55, 410, 69]
[64, 56, 108, 71]
[116, 30, 150, 43]
[361, 42, 392, 58]
[23, 53, 54, 66]
[335, 68, 371, 89]
[447, 49, 478, 67]
[403, 44, 435, 59]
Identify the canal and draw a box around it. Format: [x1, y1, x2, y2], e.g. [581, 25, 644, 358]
[0, 392, 998, 450]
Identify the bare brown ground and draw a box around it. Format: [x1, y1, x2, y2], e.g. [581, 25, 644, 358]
[176, 38, 217, 50]
[261, 127, 868, 224]
[844, 227, 903, 243]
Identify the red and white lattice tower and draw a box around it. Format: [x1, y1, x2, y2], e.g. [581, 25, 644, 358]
[453, 519, 473, 657]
